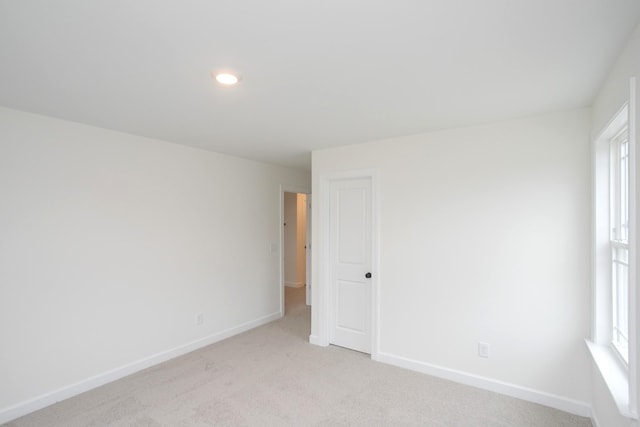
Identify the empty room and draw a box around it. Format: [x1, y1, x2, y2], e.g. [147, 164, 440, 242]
[1, 1, 640, 426]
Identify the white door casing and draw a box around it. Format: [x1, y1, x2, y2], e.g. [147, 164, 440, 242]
[329, 177, 373, 354]
[306, 195, 312, 306]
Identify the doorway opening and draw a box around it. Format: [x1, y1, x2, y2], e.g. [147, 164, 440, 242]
[283, 191, 310, 316]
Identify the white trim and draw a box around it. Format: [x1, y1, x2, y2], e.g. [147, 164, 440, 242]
[316, 169, 380, 359]
[590, 77, 638, 422]
[592, 102, 629, 345]
[370, 171, 381, 360]
[627, 75, 637, 416]
[586, 340, 638, 419]
[376, 351, 591, 418]
[592, 113, 615, 345]
[306, 194, 312, 306]
[0, 311, 281, 425]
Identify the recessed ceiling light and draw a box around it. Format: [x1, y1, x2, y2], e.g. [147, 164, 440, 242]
[214, 72, 239, 85]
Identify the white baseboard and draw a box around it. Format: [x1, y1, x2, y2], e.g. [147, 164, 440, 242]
[0, 311, 281, 425]
[376, 351, 591, 418]
[285, 281, 305, 288]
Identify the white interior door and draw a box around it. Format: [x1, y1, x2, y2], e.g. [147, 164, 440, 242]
[306, 194, 312, 306]
[330, 178, 372, 353]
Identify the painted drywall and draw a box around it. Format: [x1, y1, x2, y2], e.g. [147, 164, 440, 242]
[312, 109, 591, 410]
[592, 22, 640, 135]
[590, 21, 640, 427]
[284, 192, 307, 287]
[591, 364, 630, 427]
[0, 107, 310, 420]
[296, 194, 307, 285]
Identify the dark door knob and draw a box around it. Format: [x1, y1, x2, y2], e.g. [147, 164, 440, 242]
[365, 272, 372, 279]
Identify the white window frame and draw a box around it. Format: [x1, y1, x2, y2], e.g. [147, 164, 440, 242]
[609, 126, 630, 367]
[610, 126, 630, 363]
[588, 77, 637, 419]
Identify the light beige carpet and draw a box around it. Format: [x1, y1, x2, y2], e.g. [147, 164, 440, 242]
[5, 287, 592, 426]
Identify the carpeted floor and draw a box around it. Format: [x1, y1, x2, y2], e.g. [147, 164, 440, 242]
[5, 287, 592, 426]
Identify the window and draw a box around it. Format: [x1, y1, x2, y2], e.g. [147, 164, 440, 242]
[610, 125, 629, 363]
[588, 94, 637, 418]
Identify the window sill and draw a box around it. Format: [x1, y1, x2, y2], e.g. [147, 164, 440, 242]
[586, 339, 638, 419]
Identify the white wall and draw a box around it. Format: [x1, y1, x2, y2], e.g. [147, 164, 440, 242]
[284, 192, 307, 287]
[296, 194, 307, 285]
[0, 107, 310, 422]
[590, 21, 640, 427]
[312, 109, 592, 413]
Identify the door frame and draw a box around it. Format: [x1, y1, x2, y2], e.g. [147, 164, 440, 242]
[280, 184, 311, 316]
[316, 169, 380, 360]
[306, 194, 312, 306]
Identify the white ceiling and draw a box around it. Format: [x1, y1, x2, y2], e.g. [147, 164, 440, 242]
[1, 1, 639, 170]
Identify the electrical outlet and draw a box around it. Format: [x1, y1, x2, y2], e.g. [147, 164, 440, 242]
[478, 342, 490, 358]
[196, 313, 203, 326]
